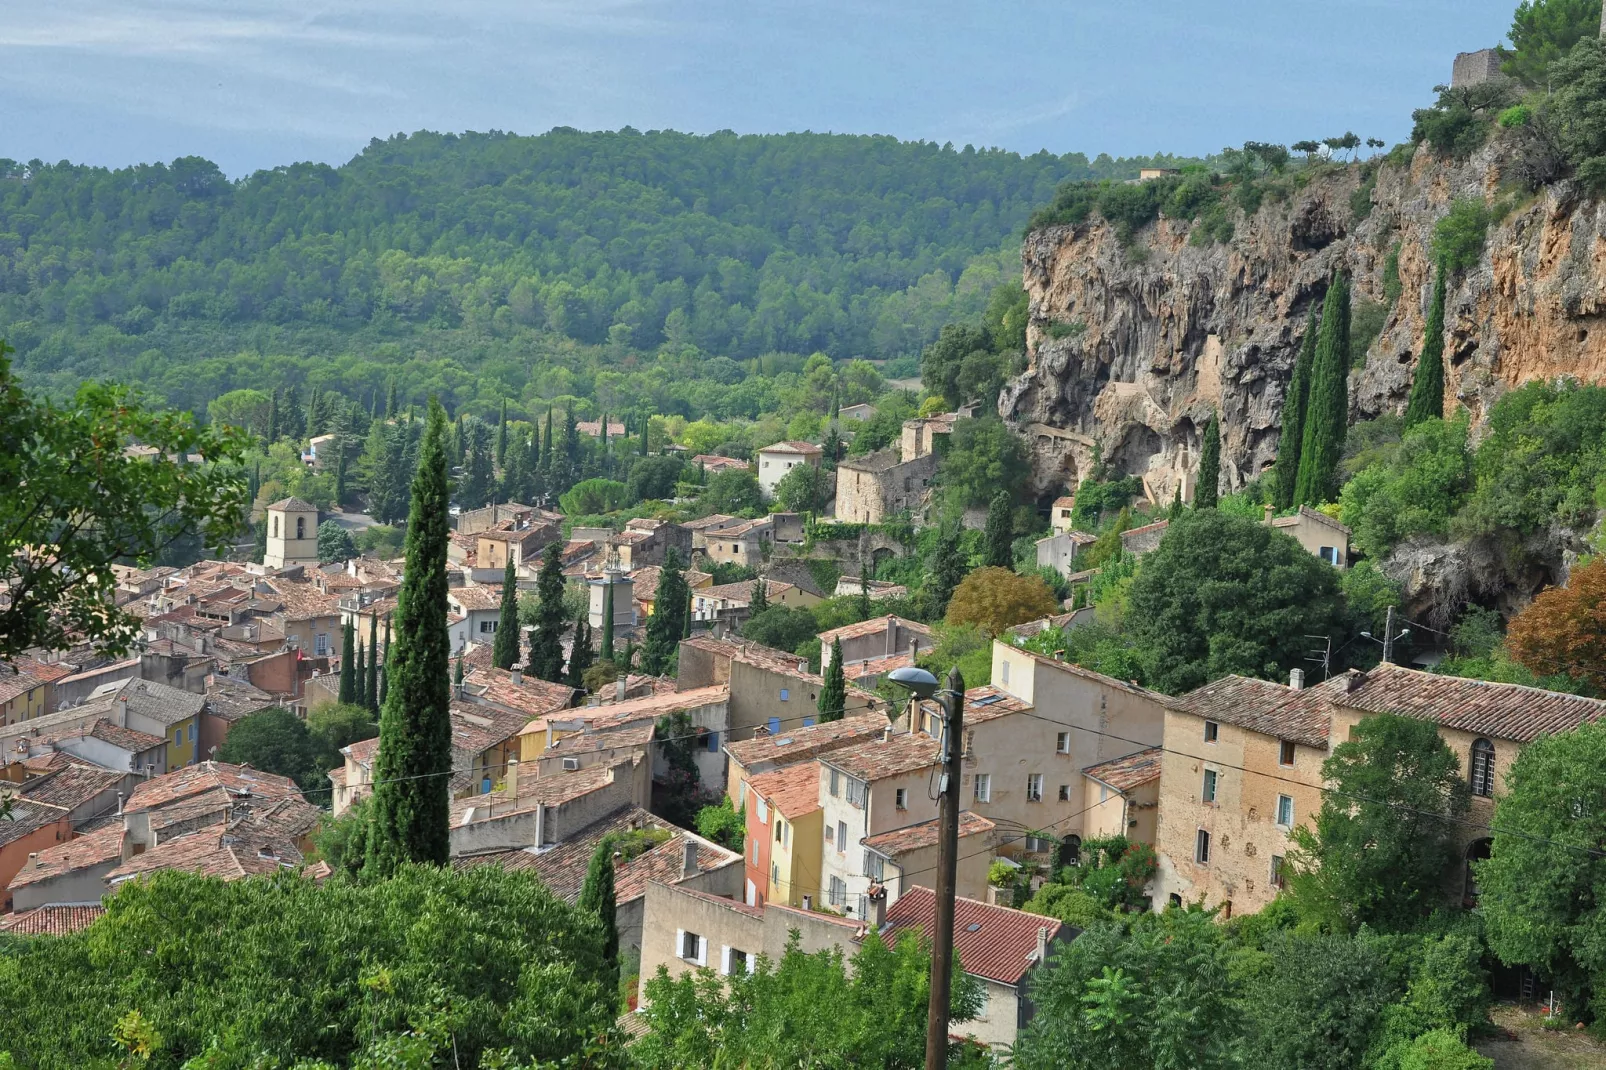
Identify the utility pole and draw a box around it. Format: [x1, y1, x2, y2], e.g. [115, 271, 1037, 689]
[1381, 605, 1396, 665]
[926, 665, 964, 1070]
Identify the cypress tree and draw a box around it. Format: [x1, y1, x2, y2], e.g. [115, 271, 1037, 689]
[621, 638, 637, 672]
[353, 643, 367, 709]
[750, 578, 769, 614]
[1169, 484, 1184, 520]
[1194, 412, 1221, 510]
[643, 550, 688, 675]
[338, 621, 355, 704]
[640, 412, 650, 456]
[384, 381, 397, 419]
[857, 565, 873, 621]
[1275, 305, 1319, 511]
[265, 390, 279, 446]
[983, 490, 1014, 569]
[454, 654, 464, 688]
[601, 578, 616, 663]
[578, 837, 620, 1002]
[819, 638, 847, 723]
[928, 519, 966, 618]
[365, 399, 454, 877]
[683, 587, 694, 639]
[1405, 263, 1447, 429]
[378, 620, 391, 709]
[567, 616, 594, 688]
[529, 543, 569, 682]
[542, 406, 554, 471]
[495, 399, 508, 468]
[366, 612, 380, 714]
[1293, 273, 1352, 508]
[493, 557, 521, 670]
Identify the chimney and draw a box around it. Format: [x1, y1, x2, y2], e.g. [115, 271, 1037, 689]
[881, 724, 894, 743]
[535, 803, 549, 847]
[115, 791, 125, 816]
[1263, 503, 1274, 525]
[505, 757, 519, 799]
[615, 676, 627, 701]
[681, 837, 698, 880]
[1289, 668, 1305, 691]
[121, 809, 152, 862]
[117, 695, 129, 728]
[1035, 925, 1050, 965]
[26, 852, 38, 868]
[510, 669, 522, 686]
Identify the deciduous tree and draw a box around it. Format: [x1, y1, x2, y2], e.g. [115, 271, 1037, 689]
[1507, 556, 1606, 690]
[216, 707, 323, 792]
[944, 566, 1059, 636]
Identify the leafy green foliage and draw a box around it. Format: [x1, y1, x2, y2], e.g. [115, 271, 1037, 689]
[693, 797, 744, 852]
[1286, 714, 1471, 931]
[1545, 36, 1606, 192]
[1383, 1029, 1493, 1070]
[366, 400, 453, 877]
[1411, 82, 1515, 158]
[1195, 412, 1221, 509]
[1125, 510, 1347, 694]
[1351, 295, 1387, 369]
[695, 469, 763, 516]
[935, 415, 1029, 512]
[1505, 0, 1603, 85]
[1433, 200, 1494, 275]
[624, 454, 684, 503]
[1479, 721, 1606, 1018]
[0, 865, 617, 1068]
[740, 605, 819, 654]
[1294, 273, 1351, 507]
[1339, 415, 1473, 559]
[1276, 306, 1319, 510]
[315, 520, 357, 563]
[1242, 931, 1398, 1070]
[635, 928, 983, 1069]
[982, 491, 1014, 568]
[1406, 267, 1448, 427]
[215, 708, 326, 794]
[774, 461, 832, 513]
[559, 478, 629, 517]
[1024, 837, 1156, 922]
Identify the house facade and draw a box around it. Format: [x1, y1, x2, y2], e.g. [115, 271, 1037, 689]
[755, 441, 823, 500]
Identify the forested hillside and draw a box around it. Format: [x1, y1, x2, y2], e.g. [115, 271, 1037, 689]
[0, 129, 1188, 411]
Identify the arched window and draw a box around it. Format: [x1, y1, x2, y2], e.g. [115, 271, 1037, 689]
[296, 516, 306, 540]
[1470, 739, 1496, 798]
[1058, 834, 1082, 868]
[271, 515, 278, 538]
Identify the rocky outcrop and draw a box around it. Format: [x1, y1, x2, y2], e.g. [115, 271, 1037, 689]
[1006, 137, 1606, 503]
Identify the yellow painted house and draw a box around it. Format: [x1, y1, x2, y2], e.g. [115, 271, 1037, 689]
[0, 667, 50, 727]
[745, 761, 824, 910]
[102, 679, 207, 771]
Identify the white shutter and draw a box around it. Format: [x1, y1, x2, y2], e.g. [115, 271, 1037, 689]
[675, 928, 686, 961]
[721, 945, 733, 975]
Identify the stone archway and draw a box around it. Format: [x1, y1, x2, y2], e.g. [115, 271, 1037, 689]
[1463, 838, 1492, 905]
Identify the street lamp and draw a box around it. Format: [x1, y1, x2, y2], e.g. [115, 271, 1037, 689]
[1359, 606, 1412, 664]
[887, 663, 964, 1070]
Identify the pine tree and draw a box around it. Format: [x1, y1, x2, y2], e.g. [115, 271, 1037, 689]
[366, 611, 380, 714]
[567, 616, 594, 688]
[1275, 305, 1319, 511]
[493, 557, 521, 670]
[338, 621, 355, 704]
[601, 578, 616, 663]
[365, 399, 454, 878]
[384, 381, 397, 419]
[643, 550, 688, 675]
[353, 642, 367, 709]
[983, 491, 1014, 569]
[819, 638, 848, 723]
[1194, 412, 1221, 510]
[501, 430, 530, 504]
[578, 838, 620, 1002]
[460, 419, 495, 510]
[928, 519, 966, 618]
[529, 543, 569, 682]
[1405, 263, 1447, 429]
[750, 578, 770, 614]
[1293, 272, 1352, 508]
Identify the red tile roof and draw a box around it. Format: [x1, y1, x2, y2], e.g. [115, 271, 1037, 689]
[106, 827, 301, 883]
[125, 762, 304, 815]
[862, 811, 994, 857]
[758, 441, 822, 456]
[0, 666, 44, 705]
[19, 763, 122, 811]
[1336, 663, 1606, 743]
[1168, 674, 1332, 749]
[883, 886, 1060, 986]
[0, 905, 105, 935]
[723, 713, 886, 770]
[747, 761, 822, 819]
[1083, 747, 1163, 792]
[820, 731, 940, 783]
[818, 615, 934, 645]
[8, 823, 124, 888]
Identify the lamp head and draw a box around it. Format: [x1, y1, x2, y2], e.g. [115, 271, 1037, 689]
[886, 666, 939, 701]
[1360, 631, 1372, 639]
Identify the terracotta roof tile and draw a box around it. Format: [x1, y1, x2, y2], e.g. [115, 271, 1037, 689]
[818, 614, 934, 645]
[758, 441, 822, 456]
[19, 763, 123, 811]
[7, 823, 123, 887]
[883, 886, 1060, 986]
[723, 714, 886, 770]
[862, 811, 994, 857]
[1169, 675, 1332, 749]
[696, 579, 795, 605]
[125, 762, 303, 815]
[265, 497, 317, 512]
[1083, 747, 1163, 792]
[0, 666, 45, 706]
[450, 763, 621, 824]
[820, 731, 940, 783]
[0, 905, 105, 935]
[747, 761, 822, 819]
[1338, 663, 1606, 743]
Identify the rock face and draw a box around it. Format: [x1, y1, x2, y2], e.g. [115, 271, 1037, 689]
[1005, 138, 1606, 503]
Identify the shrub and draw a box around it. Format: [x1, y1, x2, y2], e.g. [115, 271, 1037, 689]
[1338, 414, 1473, 559]
[1498, 103, 1533, 128]
[945, 567, 1059, 635]
[1434, 199, 1494, 274]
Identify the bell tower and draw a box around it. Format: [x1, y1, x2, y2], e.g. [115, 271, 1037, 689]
[264, 497, 320, 569]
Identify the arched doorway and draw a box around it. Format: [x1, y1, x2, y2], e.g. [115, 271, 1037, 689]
[1464, 838, 1492, 906]
[1058, 834, 1082, 868]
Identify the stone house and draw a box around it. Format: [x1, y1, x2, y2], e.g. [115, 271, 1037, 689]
[689, 455, 750, 475]
[1035, 529, 1097, 578]
[611, 518, 692, 569]
[455, 502, 536, 536]
[837, 403, 875, 422]
[860, 811, 995, 910]
[1119, 519, 1171, 556]
[1266, 504, 1351, 568]
[0, 666, 50, 727]
[756, 441, 823, 500]
[723, 713, 887, 810]
[446, 757, 643, 856]
[743, 760, 823, 909]
[819, 615, 934, 688]
[1081, 747, 1162, 844]
[899, 413, 957, 460]
[832, 448, 938, 524]
[1049, 495, 1077, 534]
[691, 579, 819, 623]
[684, 513, 746, 551]
[477, 521, 561, 574]
[262, 498, 319, 570]
[447, 585, 505, 647]
[699, 516, 775, 567]
[676, 636, 883, 742]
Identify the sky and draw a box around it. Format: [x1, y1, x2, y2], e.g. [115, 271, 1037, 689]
[0, 0, 1518, 176]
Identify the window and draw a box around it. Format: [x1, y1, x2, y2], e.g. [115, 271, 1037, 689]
[703, 730, 720, 753]
[771, 861, 779, 883]
[756, 797, 768, 825]
[829, 769, 841, 797]
[723, 947, 750, 976]
[1195, 829, 1211, 864]
[188, 724, 195, 743]
[1000, 661, 1010, 686]
[1320, 545, 1340, 565]
[974, 774, 991, 803]
[767, 717, 781, 735]
[1276, 794, 1294, 828]
[779, 688, 790, 702]
[895, 787, 907, 809]
[1056, 731, 1070, 754]
[295, 517, 305, 539]
[1470, 739, 1496, 798]
[679, 930, 706, 965]
[1027, 773, 1043, 802]
[479, 620, 496, 634]
[775, 819, 784, 843]
[314, 633, 329, 655]
[803, 717, 815, 728]
[865, 851, 885, 880]
[1279, 740, 1296, 766]
[1270, 855, 1286, 889]
[846, 778, 866, 808]
[1058, 784, 1071, 802]
[749, 840, 757, 864]
[174, 728, 182, 746]
[1202, 769, 1218, 804]
[828, 875, 846, 906]
[836, 821, 847, 854]
[271, 515, 279, 538]
[1204, 720, 1219, 743]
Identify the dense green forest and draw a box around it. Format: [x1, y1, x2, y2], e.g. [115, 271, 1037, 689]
[0, 129, 1190, 413]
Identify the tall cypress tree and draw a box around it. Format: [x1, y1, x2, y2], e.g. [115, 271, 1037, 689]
[567, 615, 594, 688]
[983, 491, 1014, 569]
[542, 406, 554, 471]
[493, 557, 521, 670]
[640, 412, 650, 456]
[601, 579, 616, 663]
[495, 399, 508, 468]
[338, 621, 355, 704]
[857, 565, 873, 621]
[1405, 263, 1447, 429]
[365, 399, 454, 877]
[643, 550, 687, 675]
[1293, 273, 1352, 508]
[578, 838, 620, 1003]
[1275, 305, 1319, 511]
[1194, 412, 1221, 510]
[353, 643, 367, 709]
[334, 442, 348, 508]
[529, 543, 569, 682]
[378, 619, 391, 709]
[819, 638, 847, 723]
[750, 578, 769, 614]
[928, 519, 966, 618]
[384, 381, 397, 420]
[366, 612, 380, 714]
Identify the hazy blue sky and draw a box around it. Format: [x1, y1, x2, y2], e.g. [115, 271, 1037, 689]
[1, 0, 1516, 175]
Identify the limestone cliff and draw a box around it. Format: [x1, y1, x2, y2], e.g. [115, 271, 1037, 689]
[1005, 137, 1606, 504]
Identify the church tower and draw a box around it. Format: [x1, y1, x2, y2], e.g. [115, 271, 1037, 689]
[263, 497, 320, 569]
